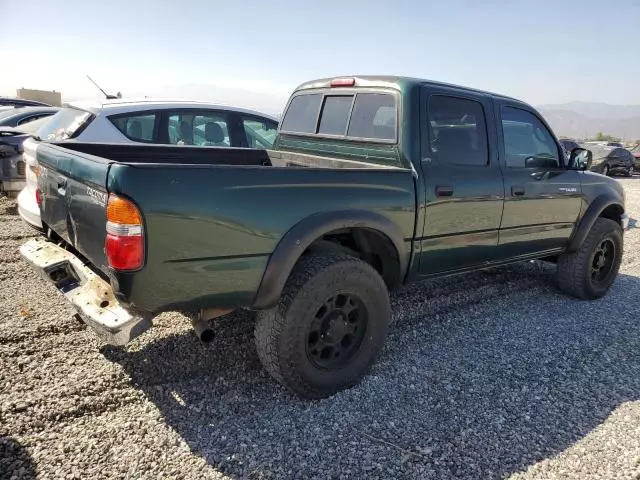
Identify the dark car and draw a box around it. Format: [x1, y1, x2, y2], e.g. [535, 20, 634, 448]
[0, 97, 52, 108]
[0, 116, 51, 195]
[630, 144, 640, 169]
[559, 138, 581, 158]
[590, 146, 635, 176]
[0, 107, 60, 128]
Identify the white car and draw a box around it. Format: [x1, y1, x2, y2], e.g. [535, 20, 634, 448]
[18, 98, 279, 229]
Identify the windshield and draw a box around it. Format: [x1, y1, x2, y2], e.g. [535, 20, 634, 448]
[36, 107, 93, 141]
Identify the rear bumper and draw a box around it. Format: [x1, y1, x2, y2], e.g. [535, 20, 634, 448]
[610, 166, 633, 172]
[19, 238, 151, 346]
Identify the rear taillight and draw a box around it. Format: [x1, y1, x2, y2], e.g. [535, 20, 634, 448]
[35, 189, 41, 207]
[105, 194, 144, 270]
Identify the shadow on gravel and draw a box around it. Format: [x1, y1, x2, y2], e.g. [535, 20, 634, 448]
[103, 264, 640, 479]
[0, 436, 36, 479]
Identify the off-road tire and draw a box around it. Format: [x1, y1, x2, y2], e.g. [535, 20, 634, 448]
[556, 217, 623, 299]
[254, 251, 391, 399]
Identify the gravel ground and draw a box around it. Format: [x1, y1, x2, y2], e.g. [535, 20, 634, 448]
[1, 178, 640, 480]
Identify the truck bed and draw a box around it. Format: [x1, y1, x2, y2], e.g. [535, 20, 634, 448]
[35, 141, 416, 314]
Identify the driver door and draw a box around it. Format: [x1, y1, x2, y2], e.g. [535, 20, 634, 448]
[496, 101, 582, 258]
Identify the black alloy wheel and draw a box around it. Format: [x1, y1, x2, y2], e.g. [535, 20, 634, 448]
[306, 293, 368, 370]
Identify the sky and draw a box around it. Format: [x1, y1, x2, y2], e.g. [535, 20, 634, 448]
[1, 0, 639, 114]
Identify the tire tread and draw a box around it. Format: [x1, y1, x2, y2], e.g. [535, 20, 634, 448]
[557, 217, 622, 299]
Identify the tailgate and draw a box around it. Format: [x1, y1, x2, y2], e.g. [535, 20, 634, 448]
[37, 142, 111, 273]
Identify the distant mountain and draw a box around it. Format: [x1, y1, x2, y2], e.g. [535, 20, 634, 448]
[536, 102, 640, 141]
[537, 102, 640, 120]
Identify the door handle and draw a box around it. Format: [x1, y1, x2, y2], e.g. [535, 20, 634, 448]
[511, 185, 525, 196]
[435, 185, 454, 197]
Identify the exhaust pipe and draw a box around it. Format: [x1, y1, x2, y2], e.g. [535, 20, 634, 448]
[189, 308, 234, 343]
[191, 317, 215, 343]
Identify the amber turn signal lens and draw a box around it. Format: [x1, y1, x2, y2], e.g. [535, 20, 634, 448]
[107, 195, 142, 225]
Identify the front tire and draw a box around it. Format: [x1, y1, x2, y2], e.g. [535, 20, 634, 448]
[254, 251, 391, 399]
[556, 217, 623, 299]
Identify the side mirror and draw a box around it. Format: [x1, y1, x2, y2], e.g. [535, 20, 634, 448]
[568, 147, 592, 171]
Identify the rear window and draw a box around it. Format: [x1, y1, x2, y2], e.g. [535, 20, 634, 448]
[347, 93, 396, 140]
[318, 96, 353, 135]
[610, 148, 632, 159]
[37, 107, 93, 141]
[280, 94, 322, 134]
[281, 91, 397, 141]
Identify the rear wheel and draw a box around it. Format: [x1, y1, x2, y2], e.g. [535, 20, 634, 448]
[556, 217, 623, 299]
[254, 251, 391, 399]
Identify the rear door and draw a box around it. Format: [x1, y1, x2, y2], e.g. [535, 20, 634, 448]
[495, 101, 581, 256]
[417, 87, 505, 274]
[157, 109, 242, 147]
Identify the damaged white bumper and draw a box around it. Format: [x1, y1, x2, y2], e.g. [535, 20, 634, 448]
[19, 238, 151, 346]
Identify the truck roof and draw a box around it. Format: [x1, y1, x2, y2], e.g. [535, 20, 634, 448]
[63, 98, 279, 122]
[294, 75, 525, 105]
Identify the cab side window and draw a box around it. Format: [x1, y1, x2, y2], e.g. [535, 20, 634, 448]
[501, 107, 560, 168]
[428, 95, 489, 166]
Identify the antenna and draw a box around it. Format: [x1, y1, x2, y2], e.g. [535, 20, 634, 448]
[86, 75, 119, 100]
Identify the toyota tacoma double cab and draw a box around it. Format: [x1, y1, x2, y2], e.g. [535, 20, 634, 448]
[20, 76, 629, 399]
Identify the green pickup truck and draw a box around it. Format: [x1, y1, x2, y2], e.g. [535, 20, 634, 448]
[20, 76, 629, 399]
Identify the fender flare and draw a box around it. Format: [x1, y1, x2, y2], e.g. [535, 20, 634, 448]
[567, 193, 624, 253]
[252, 210, 409, 309]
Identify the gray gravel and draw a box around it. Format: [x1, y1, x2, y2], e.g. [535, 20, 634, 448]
[1, 177, 640, 480]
